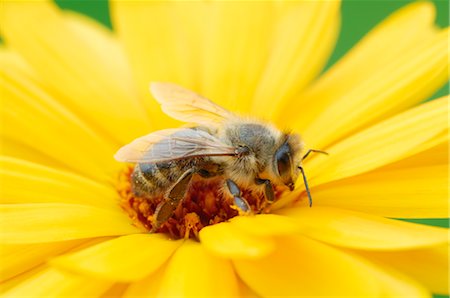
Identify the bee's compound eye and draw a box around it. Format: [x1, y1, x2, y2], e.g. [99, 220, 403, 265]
[275, 143, 292, 178]
[277, 152, 291, 176]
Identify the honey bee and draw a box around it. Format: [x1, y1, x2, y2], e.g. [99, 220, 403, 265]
[115, 83, 325, 230]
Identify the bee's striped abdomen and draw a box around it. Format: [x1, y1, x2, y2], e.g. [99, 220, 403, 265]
[131, 159, 195, 198]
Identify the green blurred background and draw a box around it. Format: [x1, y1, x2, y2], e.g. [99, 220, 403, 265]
[48, 1, 450, 296]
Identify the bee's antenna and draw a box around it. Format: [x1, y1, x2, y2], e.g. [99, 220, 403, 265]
[302, 149, 328, 161]
[298, 166, 312, 207]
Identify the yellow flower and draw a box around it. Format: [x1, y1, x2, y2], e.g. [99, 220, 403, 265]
[0, 0, 448, 297]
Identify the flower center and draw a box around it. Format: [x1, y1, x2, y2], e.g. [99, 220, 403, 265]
[117, 165, 284, 240]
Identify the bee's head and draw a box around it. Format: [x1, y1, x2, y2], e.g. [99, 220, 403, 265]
[273, 133, 303, 191]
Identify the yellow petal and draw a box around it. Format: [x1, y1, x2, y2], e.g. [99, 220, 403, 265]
[271, 136, 449, 218]
[123, 265, 165, 297]
[99, 283, 128, 298]
[0, 239, 109, 293]
[0, 137, 62, 170]
[125, 241, 240, 297]
[358, 245, 449, 294]
[0, 203, 141, 243]
[309, 165, 448, 218]
[0, 266, 42, 294]
[112, 1, 339, 120]
[301, 28, 449, 149]
[1, 267, 112, 298]
[0, 49, 119, 181]
[155, 241, 239, 297]
[398, 128, 449, 162]
[233, 236, 380, 297]
[0, 240, 83, 281]
[0, 157, 118, 209]
[277, 207, 448, 250]
[357, 255, 431, 298]
[199, 221, 275, 259]
[305, 97, 448, 187]
[51, 234, 182, 282]
[283, 1, 438, 131]
[0, 1, 151, 145]
[250, 0, 340, 119]
[383, 134, 448, 169]
[229, 214, 301, 237]
[238, 280, 260, 298]
[111, 1, 204, 128]
[198, 1, 294, 113]
[286, 5, 448, 149]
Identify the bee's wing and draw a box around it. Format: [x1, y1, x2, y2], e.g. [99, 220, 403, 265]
[150, 82, 235, 125]
[115, 128, 237, 163]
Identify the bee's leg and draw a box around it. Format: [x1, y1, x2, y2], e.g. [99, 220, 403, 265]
[226, 179, 251, 214]
[151, 169, 195, 232]
[255, 178, 275, 202]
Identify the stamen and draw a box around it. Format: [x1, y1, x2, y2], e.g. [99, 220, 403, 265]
[117, 165, 285, 240]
